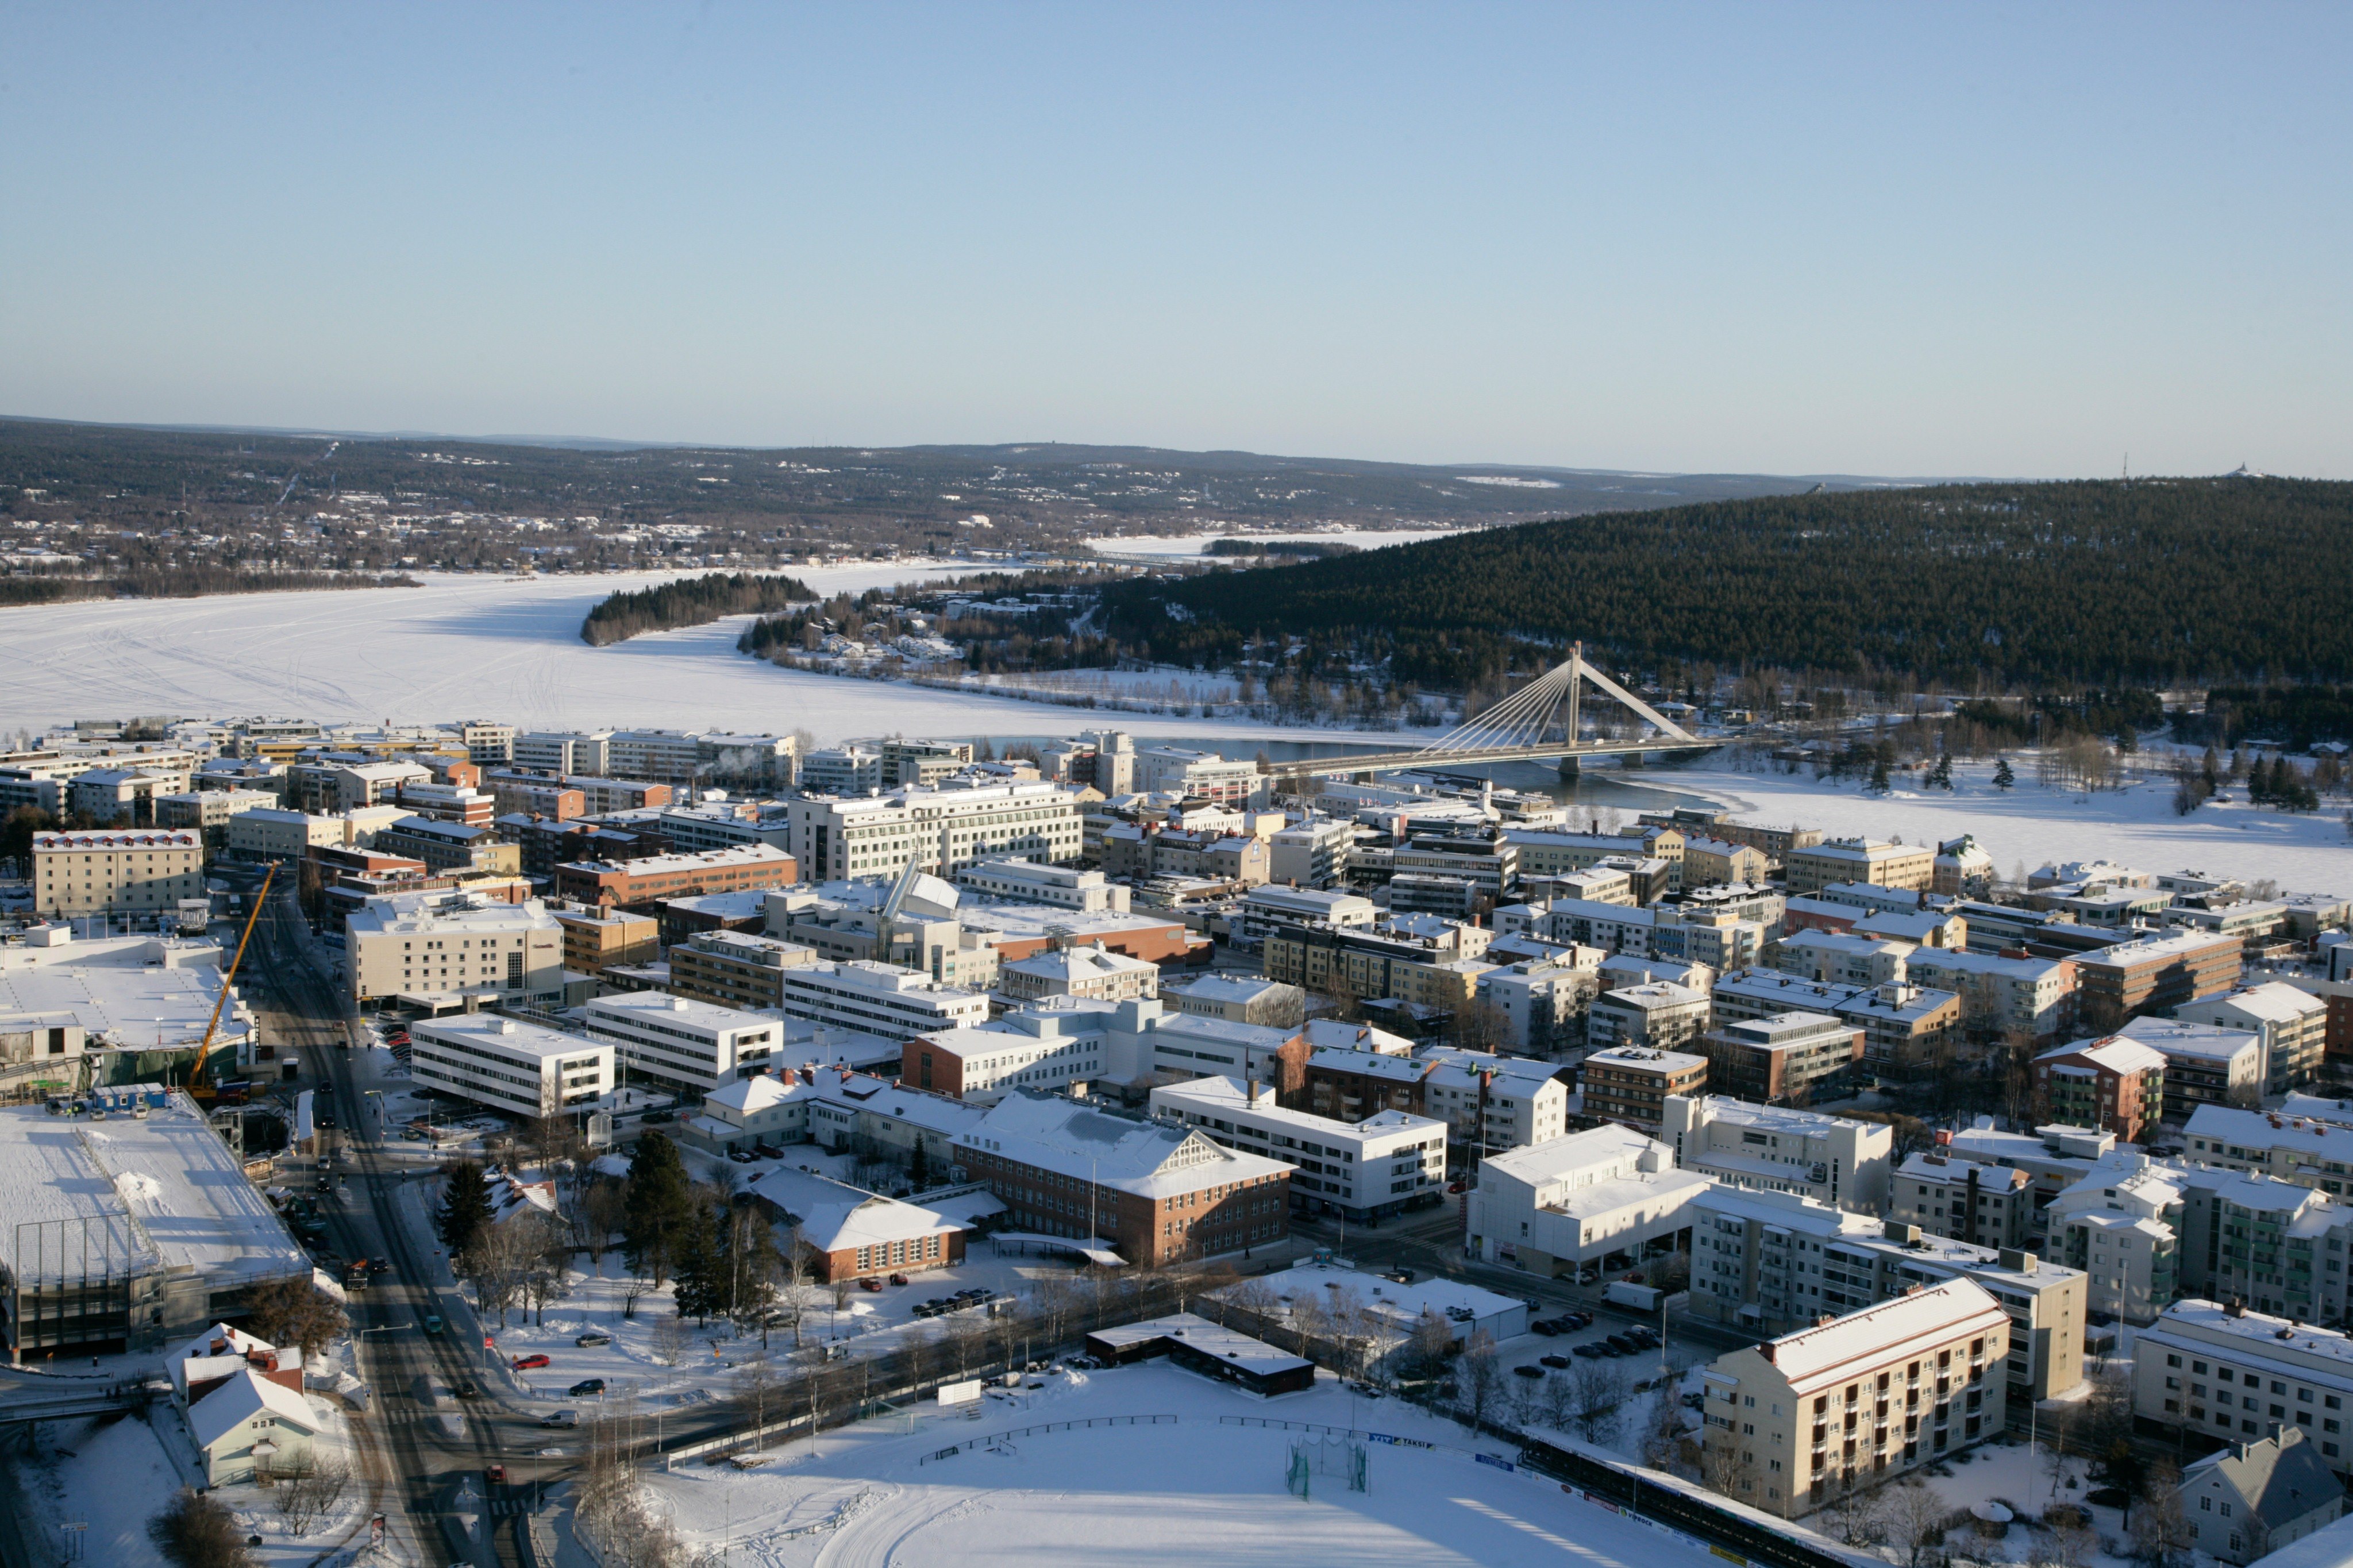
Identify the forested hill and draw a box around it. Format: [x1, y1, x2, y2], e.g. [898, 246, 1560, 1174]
[1099, 477, 2353, 689]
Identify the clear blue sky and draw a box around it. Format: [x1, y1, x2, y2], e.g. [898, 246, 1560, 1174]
[3, 3, 2347, 478]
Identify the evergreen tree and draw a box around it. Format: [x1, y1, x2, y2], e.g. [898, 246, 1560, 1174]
[1867, 757, 1892, 794]
[436, 1161, 494, 1256]
[1992, 756, 2016, 791]
[1927, 752, 1954, 790]
[909, 1135, 930, 1191]
[670, 1197, 723, 1325]
[622, 1132, 695, 1287]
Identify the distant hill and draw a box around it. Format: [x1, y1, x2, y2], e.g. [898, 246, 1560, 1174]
[1098, 477, 2353, 689]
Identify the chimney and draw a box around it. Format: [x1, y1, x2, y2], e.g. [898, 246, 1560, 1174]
[2225, 1297, 2246, 1318]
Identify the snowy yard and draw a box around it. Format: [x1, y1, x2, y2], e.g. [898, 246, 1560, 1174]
[641, 1359, 1725, 1568]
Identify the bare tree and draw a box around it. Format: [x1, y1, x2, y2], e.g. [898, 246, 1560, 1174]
[735, 1353, 781, 1446]
[1699, 1427, 1747, 1500]
[649, 1312, 690, 1368]
[1882, 1480, 1948, 1568]
[2129, 1459, 2193, 1568]
[1570, 1358, 1627, 1443]
[274, 1455, 352, 1538]
[1826, 1471, 1884, 1548]
[621, 1262, 652, 1320]
[1640, 1384, 1685, 1469]
[579, 1180, 627, 1276]
[1539, 1369, 1578, 1434]
[1455, 1329, 1503, 1431]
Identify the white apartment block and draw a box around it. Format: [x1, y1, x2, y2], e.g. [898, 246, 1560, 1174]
[581, 991, 782, 1097]
[32, 830, 203, 920]
[1900, 947, 2078, 1043]
[998, 942, 1159, 1004]
[1131, 747, 1262, 807]
[1236, 885, 1377, 941]
[2046, 1151, 2189, 1324]
[1269, 819, 1355, 888]
[799, 746, 886, 796]
[1523, 897, 1659, 957]
[955, 857, 1130, 912]
[2177, 983, 2332, 1095]
[344, 890, 565, 1008]
[1466, 1124, 1710, 1277]
[2134, 1300, 2353, 1476]
[1416, 1049, 1573, 1151]
[2119, 1015, 2266, 1120]
[407, 1014, 613, 1120]
[1785, 839, 1936, 895]
[906, 1003, 1111, 1101]
[1700, 1278, 2011, 1517]
[1773, 930, 1915, 989]
[606, 730, 706, 785]
[774, 959, 991, 1038]
[514, 730, 612, 775]
[1889, 1153, 2036, 1250]
[1150, 1076, 1446, 1219]
[1661, 1095, 1892, 1213]
[783, 782, 1083, 884]
[68, 766, 192, 823]
[1477, 953, 1603, 1054]
[1586, 980, 1710, 1051]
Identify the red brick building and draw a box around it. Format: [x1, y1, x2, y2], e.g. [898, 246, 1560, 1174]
[953, 1092, 1291, 1268]
[745, 1167, 971, 1283]
[2032, 1036, 2167, 1143]
[552, 843, 796, 911]
[2071, 929, 2243, 1034]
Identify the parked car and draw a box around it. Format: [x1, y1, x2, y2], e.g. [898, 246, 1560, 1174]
[512, 1353, 551, 1370]
[642, 1110, 675, 1124]
[455, 1379, 480, 1399]
[541, 1408, 579, 1428]
[486, 1465, 506, 1484]
[887, 1273, 910, 1287]
[1512, 1365, 1545, 1380]
[1539, 1354, 1571, 1370]
[1573, 1343, 1604, 1359]
[422, 1315, 443, 1335]
[575, 1332, 611, 1347]
[858, 1276, 883, 1292]
[569, 1379, 606, 1398]
[1530, 1319, 1562, 1337]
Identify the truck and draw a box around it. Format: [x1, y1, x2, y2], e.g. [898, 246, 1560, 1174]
[1603, 1281, 1665, 1312]
[344, 1259, 371, 1290]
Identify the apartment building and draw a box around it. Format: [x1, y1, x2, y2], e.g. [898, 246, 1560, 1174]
[773, 959, 990, 1040]
[506, 818, 672, 883]
[1466, 1124, 1709, 1277]
[1502, 826, 1685, 883]
[348, 886, 554, 1000]
[2035, 1037, 2167, 1143]
[1101, 822, 1269, 886]
[2133, 1300, 2353, 1476]
[407, 1014, 613, 1120]
[2118, 1015, 2266, 1120]
[32, 829, 204, 920]
[2183, 1104, 2353, 1200]
[68, 766, 193, 825]
[549, 904, 660, 975]
[1259, 919, 1492, 1010]
[1697, 1012, 1865, 1105]
[2073, 928, 2245, 1034]
[1689, 1186, 2084, 1400]
[1699, 1278, 2012, 1517]
[799, 746, 885, 795]
[666, 930, 818, 1010]
[783, 782, 1083, 884]
[1900, 947, 2078, 1045]
[1477, 954, 1604, 1055]
[953, 1092, 1292, 1267]
[2046, 1151, 2187, 1324]
[904, 1001, 1109, 1100]
[1580, 1044, 1708, 1131]
[1807, 979, 1961, 1078]
[1890, 1153, 2036, 1250]
[481, 774, 584, 821]
[1682, 836, 1769, 889]
[1772, 930, 1915, 989]
[390, 780, 495, 826]
[1130, 746, 1261, 807]
[553, 843, 797, 910]
[1662, 1094, 1888, 1211]
[1238, 885, 1378, 942]
[1150, 1076, 1447, 1220]
[1160, 974, 1307, 1029]
[512, 730, 604, 777]
[375, 815, 518, 875]
[156, 788, 281, 847]
[1785, 839, 1936, 896]
[558, 775, 674, 815]
[1269, 819, 1355, 889]
[2174, 1168, 2353, 1326]
[582, 991, 781, 1097]
[2178, 983, 2332, 1095]
[1586, 981, 1710, 1053]
[998, 942, 1159, 1005]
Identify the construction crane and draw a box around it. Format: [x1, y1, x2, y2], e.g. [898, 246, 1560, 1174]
[187, 864, 276, 1101]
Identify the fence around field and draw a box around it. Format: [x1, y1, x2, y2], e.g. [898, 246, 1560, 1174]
[920, 1413, 1179, 1465]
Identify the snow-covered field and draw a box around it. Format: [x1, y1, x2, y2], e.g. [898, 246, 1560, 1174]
[644, 1360, 1723, 1568]
[1669, 754, 2353, 891]
[0, 568, 1408, 748]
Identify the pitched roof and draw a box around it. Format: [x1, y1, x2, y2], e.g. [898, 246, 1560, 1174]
[1757, 1279, 2009, 1394]
[2184, 1426, 2342, 1531]
[186, 1366, 319, 1449]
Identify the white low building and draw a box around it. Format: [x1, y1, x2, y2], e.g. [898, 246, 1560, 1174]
[773, 959, 991, 1038]
[1659, 1095, 1892, 1213]
[955, 857, 1130, 912]
[1150, 1075, 1446, 1220]
[680, 1071, 819, 1153]
[582, 991, 783, 1097]
[1222, 1260, 1528, 1349]
[407, 1013, 614, 1120]
[1466, 1124, 1711, 1279]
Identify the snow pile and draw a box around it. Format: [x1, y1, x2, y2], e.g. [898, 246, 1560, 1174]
[113, 1170, 164, 1204]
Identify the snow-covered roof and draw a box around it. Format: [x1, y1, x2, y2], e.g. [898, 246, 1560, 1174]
[186, 1365, 319, 1449]
[2186, 1103, 2353, 1159]
[1087, 1312, 1314, 1378]
[1003, 942, 1158, 984]
[2190, 981, 2329, 1025]
[1481, 1123, 1660, 1186]
[1757, 1279, 2008, 1393]
[2115, 1015, 2259, 1061]
[748, 1166, 975, 1253]
[702, 1073, 813, 1116]
[1164, 974, 1293, 1005]
[960, 1091, 1291, 1198]
[0, 933, 250, 1051]
[2036, 1037, 2166, 1076]
[1303, 1018, 1414, 1055]
[0, 1093, 307, 1286]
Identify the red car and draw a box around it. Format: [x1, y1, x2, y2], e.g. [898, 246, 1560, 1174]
[511, 1353, 550, 1370]
[486, 1465, 506, 1485]
[858, 1276, 883, 1292]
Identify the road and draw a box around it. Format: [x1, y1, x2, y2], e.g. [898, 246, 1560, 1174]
[234, 869, 546, 1567]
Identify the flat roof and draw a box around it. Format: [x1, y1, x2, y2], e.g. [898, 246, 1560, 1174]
[0, 934, 252, 1050]
[412, 1012, 609, 1061]
[0, 1092, 307, 1286]
[1087, 1312, 1312, 1378]
[584, 990, 776, 1033]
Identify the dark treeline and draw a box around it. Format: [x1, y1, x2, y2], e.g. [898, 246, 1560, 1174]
[2171, 685, 2353, 749]
[580, 571, 815, 646]
[1098, 477, 2353, 688]
[1203, 538, 1359, 558]
[0, 566, 416, 606]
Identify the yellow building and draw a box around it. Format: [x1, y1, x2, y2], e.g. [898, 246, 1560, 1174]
[33, 829, 205, 919]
